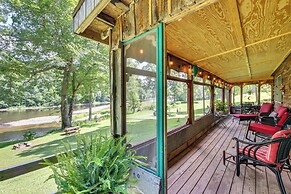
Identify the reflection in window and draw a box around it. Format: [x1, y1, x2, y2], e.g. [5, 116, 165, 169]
[193, 77, 203, 83]
[232, 86, 241, 106]
[167, 80, 188, 131]
[169, 69, 187, 79]
[194, 84, 211, 119]
[214, 87, 223, 101]
[225, 88, 229, 104]
[243, 84, 258, 105]
[260, 84, 272, 103]
[124, 31, 157, 171]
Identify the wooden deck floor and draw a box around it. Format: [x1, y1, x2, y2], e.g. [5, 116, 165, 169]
[167, 118, 291, 194]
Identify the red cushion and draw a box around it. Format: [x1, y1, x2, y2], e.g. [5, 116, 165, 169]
[239, 146, 272, 164]
[260, 103, 273, 113]
[249, 123, 280, 135]
[233, 114, 258, 118]
[276, 107, 288, 117]
[266, 129, 291, 163]
[277, 112, 289, 126]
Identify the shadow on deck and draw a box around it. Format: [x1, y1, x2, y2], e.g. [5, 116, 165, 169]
[167, 118, 291, 194]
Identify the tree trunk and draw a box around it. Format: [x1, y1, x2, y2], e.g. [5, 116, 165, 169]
[89, 86, 93, 121]
[61, 64, 72, 129]
[69, 71, 76, 123]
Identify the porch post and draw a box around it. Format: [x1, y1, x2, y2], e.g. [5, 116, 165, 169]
[156, 23, 167, 193]
[258, 83, 261, 105]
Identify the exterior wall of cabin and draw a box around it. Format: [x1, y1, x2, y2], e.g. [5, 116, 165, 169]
[273, 55, 291, 108]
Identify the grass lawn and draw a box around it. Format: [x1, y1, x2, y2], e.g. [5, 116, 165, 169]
[0, 102, 190, 194]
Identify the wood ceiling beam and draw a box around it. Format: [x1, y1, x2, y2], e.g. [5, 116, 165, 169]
[229, 0, 252, 79]
[97, 12, 116, 26]
[111, 0, 130, 12]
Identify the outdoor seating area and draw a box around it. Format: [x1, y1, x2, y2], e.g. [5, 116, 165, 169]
[1, 0, 290, 193]
[168, 118, 291, 194]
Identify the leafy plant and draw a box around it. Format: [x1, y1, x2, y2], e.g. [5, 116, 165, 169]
[45, 134, 145, 194]
[23, 130, 36, 141]
[214, 100, 228, 112]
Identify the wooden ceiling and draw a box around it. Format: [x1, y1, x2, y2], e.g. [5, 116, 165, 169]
[166, 0, 291, 83]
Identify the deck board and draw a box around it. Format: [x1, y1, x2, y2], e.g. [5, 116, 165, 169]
[167, 117, 291, 194]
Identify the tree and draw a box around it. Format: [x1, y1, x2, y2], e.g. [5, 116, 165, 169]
[1, 0, 109, 128]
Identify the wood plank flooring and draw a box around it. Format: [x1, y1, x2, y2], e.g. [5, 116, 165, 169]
[167, 118, 291, 194]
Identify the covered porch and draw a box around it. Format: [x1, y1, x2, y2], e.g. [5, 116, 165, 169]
[71, 0, 291, 193]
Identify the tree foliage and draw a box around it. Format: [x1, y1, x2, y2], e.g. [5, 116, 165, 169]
[0, 0, 109, 128]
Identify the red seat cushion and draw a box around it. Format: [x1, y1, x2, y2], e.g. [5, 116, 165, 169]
[266, 130, 291, 163]
[276, 107, 288, 117]
[249, 123, 280, 135]
[260, 103, 273, 113]
[239, 146, 272, 164]
[233, 114, 258, 118]
[277, 112, 289, 126]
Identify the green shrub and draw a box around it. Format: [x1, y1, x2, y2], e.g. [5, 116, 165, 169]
[23, 130, 36, 141]
[45, 134, 144, 194]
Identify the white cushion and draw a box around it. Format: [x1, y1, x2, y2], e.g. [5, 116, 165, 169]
[269, 111, 278, 117]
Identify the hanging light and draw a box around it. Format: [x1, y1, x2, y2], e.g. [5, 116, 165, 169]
[140, 49, 144, 54]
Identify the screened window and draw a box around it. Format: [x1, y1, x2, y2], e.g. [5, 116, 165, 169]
[193, 84, 211, 119]
[124, 31, 157, 170]
[243, 84, 258, 105]
[225, 88, 229, 104]
[167, 80, 188, 131]
[214, 87, 223, 101]
[274, 76, 282, 103]
[231, 86, 241, 106]
[260, 84, 272, 103]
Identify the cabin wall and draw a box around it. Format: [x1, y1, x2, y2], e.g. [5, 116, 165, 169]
[273, 55, 291, 108]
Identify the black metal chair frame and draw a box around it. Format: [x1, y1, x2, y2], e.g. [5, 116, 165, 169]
[223, 136, 291, 194]
[245, 115, 291, 142]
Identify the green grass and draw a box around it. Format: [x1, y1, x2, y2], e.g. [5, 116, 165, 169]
[0, 102, 190, 193]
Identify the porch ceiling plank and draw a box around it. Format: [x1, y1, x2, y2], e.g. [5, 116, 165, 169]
[79, 28, 109, 45]
[167, 0, 243, 62]
[196, 48, 250, 83]
[237, 0, 291, 45]
[246, 33, 291, 80]
[73, 0, 111, 34]
[111, 0, 130, 13]
[102, 3, 124, 19]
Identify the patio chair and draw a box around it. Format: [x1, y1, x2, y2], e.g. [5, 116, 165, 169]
[233, 129, 291, 194]
[245, 112, 290, 141]
[232, 103, 274, 124]
[259, 106, 289, 126]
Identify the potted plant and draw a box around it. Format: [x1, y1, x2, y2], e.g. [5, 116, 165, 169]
[215, 100, 228, 115]
[45, 134, 144, 194]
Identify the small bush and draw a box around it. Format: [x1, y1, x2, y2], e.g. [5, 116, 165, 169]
[45, 134, 145, 193]
[23, 130, 36, 141]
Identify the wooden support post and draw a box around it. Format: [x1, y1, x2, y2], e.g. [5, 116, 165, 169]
[240, 85, 243, 113]
[211, 85, 215, 113]
[258, 83, 261, 105]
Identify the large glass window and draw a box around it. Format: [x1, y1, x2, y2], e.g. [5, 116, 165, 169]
[231, 86, 241, 106]
[125, 31, 157, 170]
[243, 84, 258, 105]
[214, 87, 223, 101]
[193, 84, 211, 119]
[260, 84, 272, 103]
[225, 88, 229, 104]
[167, 80, 188, 131]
